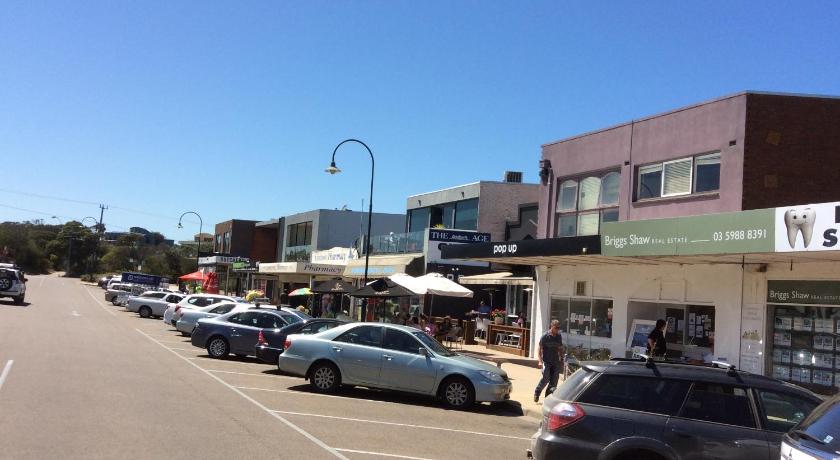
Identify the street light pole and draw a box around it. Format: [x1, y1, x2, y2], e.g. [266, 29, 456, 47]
[326, 139, 375, 322]
[81, 217, 97, 278]
[178, 211, 204, 270]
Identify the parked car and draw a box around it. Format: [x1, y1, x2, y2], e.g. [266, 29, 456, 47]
[175, 302, 254, 336]
[527, 359, 822, 460]
[126, 291, 184, 318]
[0, 263, 26, 304]
[255, 318, 345, 365]
[277, 323, 511, 410]
[191, 307, 308, 359]
[163, 294, 236, 326]
[105, 276, 122, 290]
[105, 283, 135, 303]
[781, 394, 840, 460]
[97, 275, 113, 288]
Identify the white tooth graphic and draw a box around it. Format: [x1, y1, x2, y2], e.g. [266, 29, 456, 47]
[800, 208, 815, 247]
[783, 207, 817, 249]
[784, 209, 799, 248]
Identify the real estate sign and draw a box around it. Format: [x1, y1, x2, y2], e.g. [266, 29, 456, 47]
[601, 209, 775, 256]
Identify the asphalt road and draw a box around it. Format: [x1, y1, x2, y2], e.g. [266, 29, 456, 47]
[0, 274, 538, 460]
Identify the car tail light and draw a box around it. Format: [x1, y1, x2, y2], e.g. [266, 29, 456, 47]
[257, 330, 266, 346]
[546, 402, 585, 431]
[284, 338, 292, 350]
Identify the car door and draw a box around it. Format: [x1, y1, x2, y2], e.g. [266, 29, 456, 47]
[379, 328, 437, 394]
[330, 326, 383, 386]
[753, 389, 820, 456]
[228, 312, 262, 354]
[665, 382, 770, 460]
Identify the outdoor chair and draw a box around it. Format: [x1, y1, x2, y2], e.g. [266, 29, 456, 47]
[445, 326, 463, 349]
[502, 333, 521, 348]
[474, 319, 488, 341]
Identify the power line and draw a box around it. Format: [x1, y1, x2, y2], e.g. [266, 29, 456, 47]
[0, 203, 131, 232]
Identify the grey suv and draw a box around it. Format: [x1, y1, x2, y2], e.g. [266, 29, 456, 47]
[528, 359, 822, 460]
[0, 264, 26, 304]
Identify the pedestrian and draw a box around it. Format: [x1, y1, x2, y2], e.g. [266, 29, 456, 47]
[647, 319, 668, 358]
[534, 319, 564, 403]
[477, 300, 491, 319]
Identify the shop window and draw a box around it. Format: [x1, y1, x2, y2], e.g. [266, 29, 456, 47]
[769, 304, 840, 394]
[636, 152, 721, 201]
[550, 297, 570, 332]
[287, 221, 313, 247]
[555, 171, 619, 238]
[442, 203, 455, 228]
[569, 299, 591, 335]
[408, 208, 430, 233]
[454, 199, 478, 230]
[592, 299, 613, 338]
[686, 305, 715, 348]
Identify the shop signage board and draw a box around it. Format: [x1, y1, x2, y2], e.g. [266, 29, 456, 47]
[601, 209, 775, 256]
[198, 255, 250, 265]
[310, 247, 358, 265]
[774, 201, 840, 252]
[259, 262, 344, 276]
[426, 229, 491, 267]
[121, 272, 162, 286]
[767, 280, 840, 306]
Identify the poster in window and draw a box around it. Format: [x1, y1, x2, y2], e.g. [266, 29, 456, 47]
[773, 331, 792, 347]
[677, 319, 684, 332]
[793, 317, 813, 332]
[792, 367, 811, 384]
[773, 365, 791, 380]
[626, 319, 657, 350]
[775, 316, 793, 331]
[814, 335, 835, 351]
[815, 318, 834, 334]
[792, 351, 813, 366]
[836, 374, 840, 389]
[814, 353, 834, 369]
[812, 370, 833, 387]
[773, 348, 792, 364]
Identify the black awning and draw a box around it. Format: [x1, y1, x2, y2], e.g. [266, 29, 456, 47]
[312, 278, 352, 294]
[350, 278, 415, 298]
[441, 235, 601, 260]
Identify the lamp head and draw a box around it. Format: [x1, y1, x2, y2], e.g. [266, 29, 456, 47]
[177, 222, 183, 229]
[325, 161, 341, 175]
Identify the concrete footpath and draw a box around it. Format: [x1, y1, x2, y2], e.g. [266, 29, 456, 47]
[459, 343, 562, 420]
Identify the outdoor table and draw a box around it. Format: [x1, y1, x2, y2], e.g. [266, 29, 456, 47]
[486, 323, 530, 357]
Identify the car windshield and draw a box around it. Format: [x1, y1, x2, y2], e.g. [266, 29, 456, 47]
[412, 331, 456, 356]
[796, 398, 840, 451]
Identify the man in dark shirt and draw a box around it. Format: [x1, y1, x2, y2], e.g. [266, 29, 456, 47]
[534, 319, 564, 402]
[647, 319, 668, 358]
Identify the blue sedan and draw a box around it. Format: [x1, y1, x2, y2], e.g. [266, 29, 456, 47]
[278, 323, 512, 409]
[191, 307, 310, 359]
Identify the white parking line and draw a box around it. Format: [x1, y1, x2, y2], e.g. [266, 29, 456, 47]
[235, 386, 387, 404]
[0, 360, 14, 392]
[271, 410, 532, 441]
[83, 288, 116, 316]
[206, 369, 299, 380]
[334, 448, 434, 460]
[135, 329, 348, 460]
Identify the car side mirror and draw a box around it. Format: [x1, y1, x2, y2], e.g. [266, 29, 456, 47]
[418, 347, 428, 357]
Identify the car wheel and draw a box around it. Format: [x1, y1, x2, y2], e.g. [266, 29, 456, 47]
[309, 362, 340, 393]
[111, 299, 120, 306]
[441, 376, 475, 410]
[13, 295, 24, 305]
[138, 306, 152, 318]
[206, 336, 229, 359]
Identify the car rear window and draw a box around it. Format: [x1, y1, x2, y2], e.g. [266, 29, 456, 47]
[577, 374, 691, 415]
[795, 399, 840, 451]
[553, 368, 596, 402]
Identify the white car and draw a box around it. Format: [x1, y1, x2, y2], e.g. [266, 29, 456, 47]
[0, 263, 26, 305]
[126, 291, 184, 318]
[163, 294, 236, 326]
[175, 302, 255, 335]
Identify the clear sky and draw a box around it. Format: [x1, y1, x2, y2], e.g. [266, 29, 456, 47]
[2, 1, 839, 241]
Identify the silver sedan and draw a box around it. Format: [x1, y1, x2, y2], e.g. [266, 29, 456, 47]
[278, 323, 511, 409]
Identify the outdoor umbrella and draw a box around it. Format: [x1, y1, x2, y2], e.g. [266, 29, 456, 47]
[311, 279, 352, 294]
[178, 271, 205, 281]
[288, 287, 314, 296]
[350, 278, 415, 298]
[415, 273, 473, 318]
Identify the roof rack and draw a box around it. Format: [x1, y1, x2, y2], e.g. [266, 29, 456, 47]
[712, 360, 738, 376]
[609, 357, 743, 376]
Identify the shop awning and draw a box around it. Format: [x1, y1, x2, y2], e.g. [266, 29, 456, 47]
[179, 271, 206, 281]
[458, 272, 534, 286]
[343, 253, 424, 278]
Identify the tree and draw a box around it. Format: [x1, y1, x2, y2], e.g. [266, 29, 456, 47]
[101, 246, 133, 273]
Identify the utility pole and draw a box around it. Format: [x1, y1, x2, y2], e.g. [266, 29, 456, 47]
[94, 204, 107, 273]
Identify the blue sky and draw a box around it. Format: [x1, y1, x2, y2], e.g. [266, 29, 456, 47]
[2, 1, 839, 241]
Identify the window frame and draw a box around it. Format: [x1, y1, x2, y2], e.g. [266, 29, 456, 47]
[693, 152, 722, 193]
[334, 325, 384, 348]
[382, 328, 423, 355]
[554, 170, 620, 238]
[556, 180, 579, 213]
[661, 157, 694, 198]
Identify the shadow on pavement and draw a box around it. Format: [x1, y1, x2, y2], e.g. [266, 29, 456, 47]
[0, 299, 30, 307]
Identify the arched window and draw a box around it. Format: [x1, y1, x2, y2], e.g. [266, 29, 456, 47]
[600, 172, 620, 206]
[578, 177, 601, 210]
[556, 180, 578, 212]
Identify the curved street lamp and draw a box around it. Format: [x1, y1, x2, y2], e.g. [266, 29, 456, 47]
[81, 216, 97, 228]
[178, 211, 204, 270]
[326, 139, 375, 322]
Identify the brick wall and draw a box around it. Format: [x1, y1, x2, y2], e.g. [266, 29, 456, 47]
[250, 226, 277, 262]
[743, 94, 840, 209]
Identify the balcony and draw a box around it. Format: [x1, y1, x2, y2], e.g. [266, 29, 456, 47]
[366, 231, 424, 255]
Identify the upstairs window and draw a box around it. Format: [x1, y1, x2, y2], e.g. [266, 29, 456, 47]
[636, 152, 721, 200]
[555, 171, 620, 237]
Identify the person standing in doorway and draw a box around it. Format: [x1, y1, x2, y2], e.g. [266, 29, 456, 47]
[534, 319, 564, 402]
[647, 319, 668, 358]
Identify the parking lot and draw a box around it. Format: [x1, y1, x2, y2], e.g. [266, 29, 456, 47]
[0, 275, 536, 460]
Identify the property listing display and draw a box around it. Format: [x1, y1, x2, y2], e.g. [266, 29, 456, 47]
[769, 281, 840, 395]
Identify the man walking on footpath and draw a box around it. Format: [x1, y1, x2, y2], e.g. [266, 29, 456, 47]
[534, 319, 564, 402]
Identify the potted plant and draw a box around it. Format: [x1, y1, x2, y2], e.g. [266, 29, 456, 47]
[491, 309, 506, 325]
